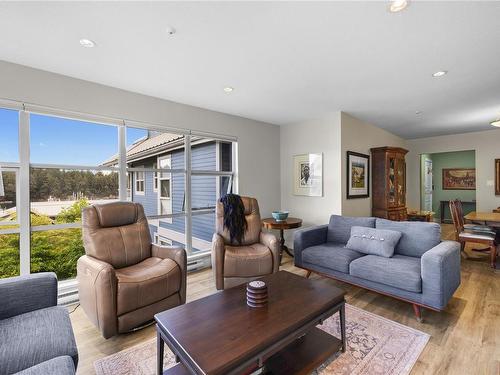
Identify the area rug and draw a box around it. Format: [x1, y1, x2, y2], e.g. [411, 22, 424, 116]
[94, 304, 429, 375]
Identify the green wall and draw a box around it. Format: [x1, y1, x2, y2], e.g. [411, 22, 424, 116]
[431, 150, 476, 221]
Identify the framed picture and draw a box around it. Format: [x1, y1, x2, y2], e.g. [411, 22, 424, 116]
[293, 153, 323, 196]
[347, 151, 369, 199]
[442, 168, 476, 190]
[495, 159, 500, 195]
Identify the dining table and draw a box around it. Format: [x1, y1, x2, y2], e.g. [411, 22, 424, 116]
[464, 211, 500, 228]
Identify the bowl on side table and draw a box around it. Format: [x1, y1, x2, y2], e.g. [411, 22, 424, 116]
[272, 211, 289, 222]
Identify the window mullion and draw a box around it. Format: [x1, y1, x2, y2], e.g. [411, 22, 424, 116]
[118, 125, 127, 200]
[184, 134, 192, 255]
[18, 111, 30, 275]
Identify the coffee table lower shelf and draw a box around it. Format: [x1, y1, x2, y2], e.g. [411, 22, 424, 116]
[163, 327, 342, 375]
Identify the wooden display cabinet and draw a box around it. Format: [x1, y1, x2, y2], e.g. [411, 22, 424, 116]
[371, 147, 408, 221]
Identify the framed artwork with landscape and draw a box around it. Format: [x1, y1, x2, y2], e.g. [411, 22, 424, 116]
[442, 168, 476, 190]
[347, 151, 369, 199]
[293, 153, 323, 196]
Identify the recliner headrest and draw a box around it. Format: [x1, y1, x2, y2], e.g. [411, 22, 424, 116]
[94, 201, 139, 228]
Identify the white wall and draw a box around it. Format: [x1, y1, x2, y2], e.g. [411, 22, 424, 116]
[0, 60, 281, 216]
[280, 113, 342, 242]
[407, 129, 500, 212]
[279, 112, 406, 244]
[340, 112, 407, 216]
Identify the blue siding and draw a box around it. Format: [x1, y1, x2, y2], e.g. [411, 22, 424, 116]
[157, 142, 217, 252]
[131, 157, 158, 217]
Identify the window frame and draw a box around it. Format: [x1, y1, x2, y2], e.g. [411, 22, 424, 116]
[135, 166, 145, 195]
[153, 162, 158, 192]
[157, 154, 173, 224]
[0, 101, 238, 297]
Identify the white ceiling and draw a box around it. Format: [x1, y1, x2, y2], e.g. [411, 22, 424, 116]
[0, 1, 499, 139]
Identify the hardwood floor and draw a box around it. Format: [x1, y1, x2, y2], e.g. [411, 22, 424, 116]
[69, 225, 500, 375]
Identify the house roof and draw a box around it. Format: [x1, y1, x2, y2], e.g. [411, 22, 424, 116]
[102, 132, 185, 166]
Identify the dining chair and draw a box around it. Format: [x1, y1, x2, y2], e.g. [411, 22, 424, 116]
[449, 199, 498, 268]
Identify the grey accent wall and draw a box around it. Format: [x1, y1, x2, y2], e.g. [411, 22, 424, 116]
[340, 112, 407, 217]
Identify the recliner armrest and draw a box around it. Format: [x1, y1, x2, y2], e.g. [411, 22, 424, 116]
[293, 224, 329, 267]
[211, 233, 226, 290]
[151, 244, 187, 303]
[421, 240, 461, 310]
[0, 272, 58, 320]
[76, 255, 117, 339]
[260, 231, 280, 273]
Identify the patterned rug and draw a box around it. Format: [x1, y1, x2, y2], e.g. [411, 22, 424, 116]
[95, 304, 429, 375]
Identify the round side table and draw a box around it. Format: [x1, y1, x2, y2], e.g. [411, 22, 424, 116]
[262, 217, 302, 260]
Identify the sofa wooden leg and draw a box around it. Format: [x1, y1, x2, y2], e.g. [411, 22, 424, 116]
[413, 304, 423, 323]
[305, 270, 312, 278]
[491, 246, 497, 269]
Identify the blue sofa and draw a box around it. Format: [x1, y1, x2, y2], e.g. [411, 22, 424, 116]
[0, 273, 78, 375]
[294, 215, 461, 320]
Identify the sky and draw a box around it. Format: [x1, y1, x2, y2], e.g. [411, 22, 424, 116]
[0, 108, 148, 165]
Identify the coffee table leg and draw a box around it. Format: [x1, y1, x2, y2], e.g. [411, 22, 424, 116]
[340, 303, 346, 353]
[157, 330, 164, 375]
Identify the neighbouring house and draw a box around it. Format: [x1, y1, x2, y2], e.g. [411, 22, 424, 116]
[103, 131, 233, 255]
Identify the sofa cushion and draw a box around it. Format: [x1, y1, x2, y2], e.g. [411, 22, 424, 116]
[327, 215, 376, 244]
[302, 242, 365, 274]
[0, 306, 78, 374]
[349, 254, 422, 293]
[116, 257, 181, 316]
[346, 226, 402, 258]
[224, 243, 273, 277]
[376, 219, 441, 257]
[14, 356, 75, 375]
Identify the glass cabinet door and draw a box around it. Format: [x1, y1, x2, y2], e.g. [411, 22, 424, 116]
[388, 155, 396, 207]
[396, 157, 406, 206]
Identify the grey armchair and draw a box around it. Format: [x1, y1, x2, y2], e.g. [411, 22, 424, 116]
[0, 273, 78, 375]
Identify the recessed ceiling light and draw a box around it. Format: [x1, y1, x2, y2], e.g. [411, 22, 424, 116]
[432, 70, 447, 77]
[491, 119, 500, 127]
[389, 0, 409, 13]
[79, 39, 96, 48]
[223, 87, 234, 93]
[166, 26, 176, 36]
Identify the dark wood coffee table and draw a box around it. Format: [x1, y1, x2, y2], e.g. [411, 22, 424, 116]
[155, 271, 346, 375]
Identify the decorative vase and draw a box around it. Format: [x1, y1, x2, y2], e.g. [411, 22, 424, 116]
[246, 280, 268, 308]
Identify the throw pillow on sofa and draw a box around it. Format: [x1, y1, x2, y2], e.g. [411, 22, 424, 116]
[345, 226, 402, 258]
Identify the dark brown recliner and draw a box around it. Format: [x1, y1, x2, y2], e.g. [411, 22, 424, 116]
[77, 202, 186, 338]
[211, 196, 280, 290]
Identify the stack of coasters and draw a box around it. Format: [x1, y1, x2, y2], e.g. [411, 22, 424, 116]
[246, 280, 268, 308]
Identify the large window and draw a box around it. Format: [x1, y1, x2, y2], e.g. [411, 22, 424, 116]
[28, 114, 120, 280]
[0, 108, 20, 278]
[0, 104, 237, 285]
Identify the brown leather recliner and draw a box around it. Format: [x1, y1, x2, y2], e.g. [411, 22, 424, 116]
[77, 202, 186, 339]
[212, 196, 280, 290]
